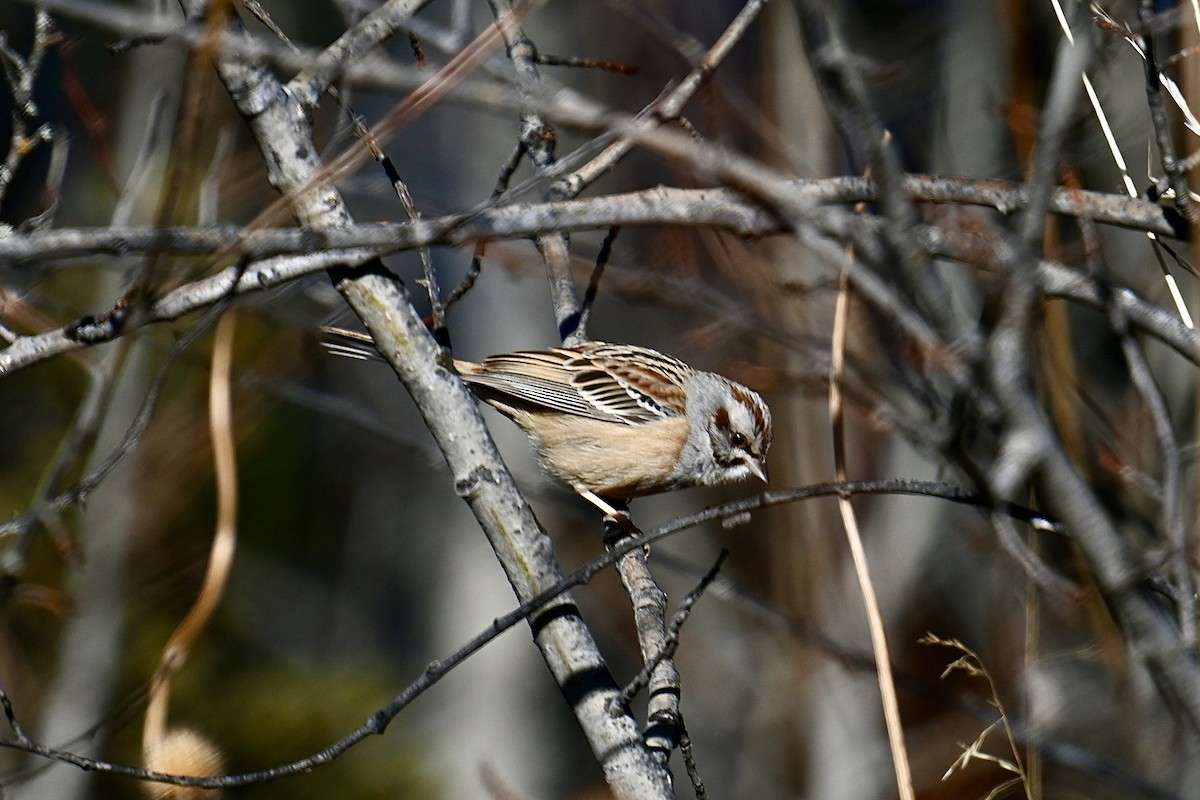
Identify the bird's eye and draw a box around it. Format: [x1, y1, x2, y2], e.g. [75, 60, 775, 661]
[730, 432, 749, 450]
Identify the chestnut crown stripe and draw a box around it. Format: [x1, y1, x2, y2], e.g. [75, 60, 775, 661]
[729, 383, 770, 445]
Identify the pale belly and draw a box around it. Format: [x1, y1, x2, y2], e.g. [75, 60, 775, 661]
[514, 411, 690, 498]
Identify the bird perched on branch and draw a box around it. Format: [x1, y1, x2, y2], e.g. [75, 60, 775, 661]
[324, 330, 772, 517]
[454, 342, 772, 517]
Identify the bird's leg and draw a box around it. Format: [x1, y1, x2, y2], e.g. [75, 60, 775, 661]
[580, 490, 641, 535]
[579, 489, 627, 519]
[586, 494, 645, 552]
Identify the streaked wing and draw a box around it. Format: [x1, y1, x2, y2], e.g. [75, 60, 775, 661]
[460, 343, 691, 424]
[459, 350, 606, 419]
[568, 344, 690, 421]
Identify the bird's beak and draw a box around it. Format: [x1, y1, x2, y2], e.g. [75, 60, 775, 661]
[748, 459, 769, 485]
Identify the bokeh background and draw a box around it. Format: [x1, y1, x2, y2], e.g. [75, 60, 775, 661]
[1, 1, 1196, 798]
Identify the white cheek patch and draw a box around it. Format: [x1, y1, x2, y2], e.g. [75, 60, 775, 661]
[723, 463, 754, 482]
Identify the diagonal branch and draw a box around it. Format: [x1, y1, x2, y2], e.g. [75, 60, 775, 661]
[171, 0, 673, 795]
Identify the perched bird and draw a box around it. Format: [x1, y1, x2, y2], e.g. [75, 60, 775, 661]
[454, 342, 772, 517]
[322, 329, 772, 516]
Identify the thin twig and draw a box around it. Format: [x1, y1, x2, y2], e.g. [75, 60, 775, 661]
[0, 343, 129, 580]
[0, 307, 226, 546]
[0, 9, 57, 208]
[605, 508, 684, 762]
[831, 255, 915, 800]
[0, 481, 1056, 791]
[793, 0, 979, 364]
[1138, 0, 1198, 223]
[536, 53, 637, 74]
[677, 722, 706, 800]
[578, 226, 619, 336]
[1, 182, 1191, 378]
[551, 0, 767, 199]
[446, 142, 526, 312]
[486, 0, 580, 342]
[1106, 293, 1193, 647]
[613, 550, 728, 713]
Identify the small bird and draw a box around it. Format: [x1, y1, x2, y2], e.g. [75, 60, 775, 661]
[322, 329, 772, 517]
[454, 342, 772, 517]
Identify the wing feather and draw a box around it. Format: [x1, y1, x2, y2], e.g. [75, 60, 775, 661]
[457, 343, 692, 424]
